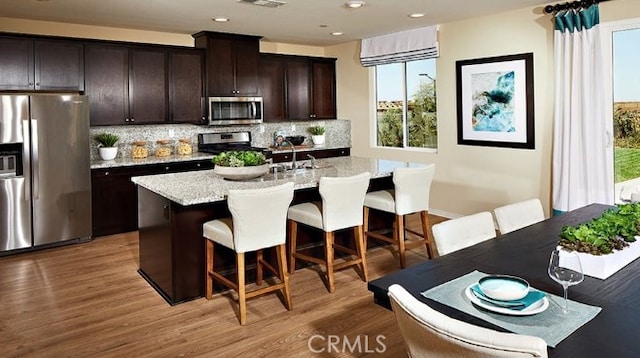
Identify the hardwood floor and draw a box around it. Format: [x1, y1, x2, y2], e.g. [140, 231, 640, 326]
[1, 214, 446, 358]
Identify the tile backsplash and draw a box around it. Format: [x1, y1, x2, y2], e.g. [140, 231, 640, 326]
[89, 120, 351, 160]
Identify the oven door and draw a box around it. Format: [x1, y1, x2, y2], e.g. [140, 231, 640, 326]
[208, 97, 263, 125]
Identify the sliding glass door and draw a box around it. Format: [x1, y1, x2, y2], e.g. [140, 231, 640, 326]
[602, 19, 640, 202]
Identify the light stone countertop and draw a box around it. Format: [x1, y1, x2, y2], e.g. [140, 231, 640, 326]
[131, 156, 424, 206]
[90, 145, 348, 169]
[91, 152, 216, 169]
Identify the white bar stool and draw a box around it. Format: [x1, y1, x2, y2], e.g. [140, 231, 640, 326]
[287, 172, 371, 293]
[363, 165, 436, 268]
[203, 182, 294, 325]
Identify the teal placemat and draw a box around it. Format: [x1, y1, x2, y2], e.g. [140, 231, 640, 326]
[421, 270, 601, 348]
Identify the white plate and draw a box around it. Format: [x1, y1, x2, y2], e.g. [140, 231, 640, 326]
[465, 284, 549, 316]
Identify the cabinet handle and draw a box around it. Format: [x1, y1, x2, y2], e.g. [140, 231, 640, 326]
[131, 118, 135, 122]
[165, 166, 170, 171]
[196, 163, 201, 167]
[35, 82, 40, 86]
[104, 171, 109, 176]
[125, 118, 129, 122]
[29, 82, 34, 86]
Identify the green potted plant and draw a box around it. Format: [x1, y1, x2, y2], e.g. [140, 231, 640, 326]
[94, 133, 120, 160]
[308, 125, 326, 146]
[212, 150, 269, 180]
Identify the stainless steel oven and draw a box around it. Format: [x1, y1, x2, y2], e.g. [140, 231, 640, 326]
[208, 96, 263, 125]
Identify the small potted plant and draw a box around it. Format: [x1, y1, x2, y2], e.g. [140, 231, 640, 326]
[94, 133, 120, 160]
[308, 125, 326, 146]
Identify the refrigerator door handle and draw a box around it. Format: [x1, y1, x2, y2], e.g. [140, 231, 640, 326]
[31, 119, 40, 200]
[22, 119, 32, 201]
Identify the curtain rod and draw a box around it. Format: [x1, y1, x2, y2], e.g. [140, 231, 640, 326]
[544, 0, 610, 14]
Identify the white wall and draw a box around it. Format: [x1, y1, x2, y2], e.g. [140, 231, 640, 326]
[329, 0, 640, 218]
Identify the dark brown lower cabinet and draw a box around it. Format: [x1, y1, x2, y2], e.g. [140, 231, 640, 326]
[91, 160, 214, 237]
[271, 147, 350, 163]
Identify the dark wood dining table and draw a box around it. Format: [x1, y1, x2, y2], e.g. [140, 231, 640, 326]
[368, 203, 640, 358]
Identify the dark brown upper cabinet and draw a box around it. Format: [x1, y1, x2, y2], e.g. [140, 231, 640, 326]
[85, 43, 204, 126]
[259, 54, 287, 121]
[168, 49, 206, 123]
[259, 53, 336, 122]
[193, 31, 261, 97]
[0, 36, 84, 91]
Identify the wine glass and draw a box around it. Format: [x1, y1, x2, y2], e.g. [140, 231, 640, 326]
[548, 249, 584, 314]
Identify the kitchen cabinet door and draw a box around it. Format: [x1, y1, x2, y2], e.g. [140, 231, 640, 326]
[169, 49, 205, 124]
[286, 58, 312, 120]
[233, 38, 260, 96]
[0, 37, 34, 90]
[311, 59, 337, 119]
[259, 54, 287, 122]
[91, 167, 142, 237]
[129, 48, 168, 124]
[85, 44, 129, 126]
[34, 40, 84, 91]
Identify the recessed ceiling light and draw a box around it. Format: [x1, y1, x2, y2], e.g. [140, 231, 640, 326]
[409, 13, 425, 18]
[345, 1, 365, 9]
[331, 32, 344, 36]
[212, 17, 230, 22]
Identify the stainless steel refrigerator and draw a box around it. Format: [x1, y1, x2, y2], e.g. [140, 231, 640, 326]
[0, 94, 91, 253]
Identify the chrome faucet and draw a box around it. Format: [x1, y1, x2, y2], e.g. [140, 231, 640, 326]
[281, 139, 297, 169]
[307, 154, 316, 168]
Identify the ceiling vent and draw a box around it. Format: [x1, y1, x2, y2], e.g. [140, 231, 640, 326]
[237, 0, 286, 8]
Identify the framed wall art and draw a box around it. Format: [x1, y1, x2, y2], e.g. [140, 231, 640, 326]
[456, 52, 534, 149]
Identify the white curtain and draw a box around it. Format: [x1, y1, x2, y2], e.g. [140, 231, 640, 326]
[552, 5, 612, 215]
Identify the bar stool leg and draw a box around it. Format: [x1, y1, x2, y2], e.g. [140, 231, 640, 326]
[325, 231, 336, 293]
[205, 240, 214, 300]
[363, 207, 370, 250]
[237, 252, 247, 325]
[354, 225, 368, 282]
[420, 210, 435, 259]
[256, 249, 264, 285]
[288, 219, 298, 274]
[277, 243, 293, 310]
[396, 214, 407, 269]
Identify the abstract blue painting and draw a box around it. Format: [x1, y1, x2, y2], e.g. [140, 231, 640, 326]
[471, 71, 515, 132]
[456, 52, 534, 149]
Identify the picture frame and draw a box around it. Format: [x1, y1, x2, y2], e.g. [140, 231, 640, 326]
[456, 53, 534, 149]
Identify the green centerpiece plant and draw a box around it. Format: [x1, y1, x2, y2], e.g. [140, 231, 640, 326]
[558, 203, 640, 255]
[212, 150, 267, 167]
[212, 150, 269, 180]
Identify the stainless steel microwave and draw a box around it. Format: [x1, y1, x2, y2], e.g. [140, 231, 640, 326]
[208, 96, 263, 125]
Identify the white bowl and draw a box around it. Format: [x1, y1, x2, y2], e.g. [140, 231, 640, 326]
[213, 164, 269, 180]
[478, 275, 530, 301]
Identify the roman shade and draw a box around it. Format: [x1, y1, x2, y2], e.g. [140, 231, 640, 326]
[360, 25, 439, 67]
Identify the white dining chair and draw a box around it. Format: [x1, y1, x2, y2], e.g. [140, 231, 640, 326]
[494, 198, 545, 235]
[287, 172, 371, 293]
[363, 165, 436, 268]
[388, 284, 548, 358]
[203, 182, 294, 325]
[431, 211, 496, 256]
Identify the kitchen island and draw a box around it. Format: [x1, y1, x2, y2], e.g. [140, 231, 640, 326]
[132, 156, 424, 305]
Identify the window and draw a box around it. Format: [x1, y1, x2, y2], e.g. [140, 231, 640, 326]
[375, 58, 437, 150]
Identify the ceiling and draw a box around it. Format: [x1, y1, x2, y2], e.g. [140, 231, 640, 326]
[0, 0, 556, 46]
